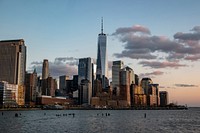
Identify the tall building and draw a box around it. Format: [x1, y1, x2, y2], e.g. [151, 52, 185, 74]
[0, 39, 26, 85]
[112, 60, 124, 96]
[42, 59, 49, 80]
[119, 66, 134, 106]
[141, 78, 153, 95]
[78, 57, 93, 104]
[59, 75, 70, 94]
[25, 69, 38, 105]
[96, 18, 108, 89]
[159, 91, 169, 107]
[0, 39, 26, 106]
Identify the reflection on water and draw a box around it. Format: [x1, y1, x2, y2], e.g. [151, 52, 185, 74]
[0, 108, 200, 133]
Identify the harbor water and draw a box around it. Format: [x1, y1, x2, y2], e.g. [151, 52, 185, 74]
[0, 108, 200, 133]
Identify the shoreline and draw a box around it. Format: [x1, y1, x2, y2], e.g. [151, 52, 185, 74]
[0, 106, 189, 111]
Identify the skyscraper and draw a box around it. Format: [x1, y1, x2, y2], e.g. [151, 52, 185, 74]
[119, 66, 134, 106]
[42, 59, 49, 80]
[0, 39, 26, 105]
[0, 39, 26, 85]
[96, 18, 108, 89]
[112, 60, 124, 96]
[78, 57, 93, 104]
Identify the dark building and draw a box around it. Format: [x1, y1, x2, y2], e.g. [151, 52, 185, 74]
[72, 75, 78, 91]
[134, 74, 139, 86]
[25, 69, 37, 105]
[0, 39, 26, 85]
[159, 91, 169, 107]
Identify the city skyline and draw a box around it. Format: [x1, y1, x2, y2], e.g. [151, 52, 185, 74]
[0, 0, 200, 106]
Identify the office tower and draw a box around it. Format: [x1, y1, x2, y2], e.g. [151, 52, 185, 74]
[0, 39, 26, 106]
[135, 74, 139, 86]
[112, 60, 124, 95]
[119, 66, 134, 106]
[59, 75, 70, 94]
[96, 18, 108, 89]
[147, 85, 157, 106]
[131, 84, 146, 106]
[152, 84, 160, 106]
[25, 69, 38, 105]
[78, 57, 93, 104]
[141, 78, 153, 95]
[159, 91, 169, 107]
[0, 39, 26, 85]
[79, 79, 91, 104]
[72, 75, 78, 91]
[42, 59, 49, 80]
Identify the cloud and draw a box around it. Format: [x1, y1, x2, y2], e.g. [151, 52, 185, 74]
[112, 25, 200, 62]
[30, 57, 78, 78]
[139, 61, 187, 69]
[139, 70, 164, 78]
[174, 32, 200, 41]
[174, 84, 198, 87]
[191, 26, 200, 33]
[112, 25, 151, 36]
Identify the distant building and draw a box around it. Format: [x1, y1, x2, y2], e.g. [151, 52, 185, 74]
[119, 66, 134, 106]
[59, 75, 70, 94]
[141, 78, 153, 95]
[112, 60, 124, 96]
[78, 57, 93, 104]
[159, 91, 169, 106]
[135, 74, 139, 86]
[25, 69, 38, 105]
[130, 84, 146, 106]
[96, 18, 108, 89]
[0, 81, 17, 107]
[0, 39, 26, 105]
[42, 59, 49, 80]
[79, 79, 91, 105]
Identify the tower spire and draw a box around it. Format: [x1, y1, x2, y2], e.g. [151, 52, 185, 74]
[101, 17, 103, 34]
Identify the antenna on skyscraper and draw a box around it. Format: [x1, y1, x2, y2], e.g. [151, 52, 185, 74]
[101, 17, 103, 34]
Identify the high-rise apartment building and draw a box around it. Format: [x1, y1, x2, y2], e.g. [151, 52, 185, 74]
[78, 57, 93, 104]
[0, 39, 26, 85]
[96, 18, 108, 89]
[42, 59, 49, 80]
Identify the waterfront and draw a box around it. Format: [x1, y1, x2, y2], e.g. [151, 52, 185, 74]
[0, 108, 200, 133]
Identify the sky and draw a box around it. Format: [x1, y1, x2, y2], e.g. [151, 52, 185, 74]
[0, 0, 200, 107]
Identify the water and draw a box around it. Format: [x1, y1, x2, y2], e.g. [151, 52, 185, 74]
[0, 108, 200, 133]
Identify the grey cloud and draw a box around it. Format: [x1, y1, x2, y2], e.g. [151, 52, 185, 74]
[139, 71, 164, 78]
[31, 61, 43, 65]
[139, 61, 187, 69]
[114, 50, 157, 59]
[185, 54, 200, 61]
[112, 24, 200, 62]
[174, 32, 200, 41]
[191, 26, 200, 33]
[174, 84, 198, 87]
[112, 25, 151, 36]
